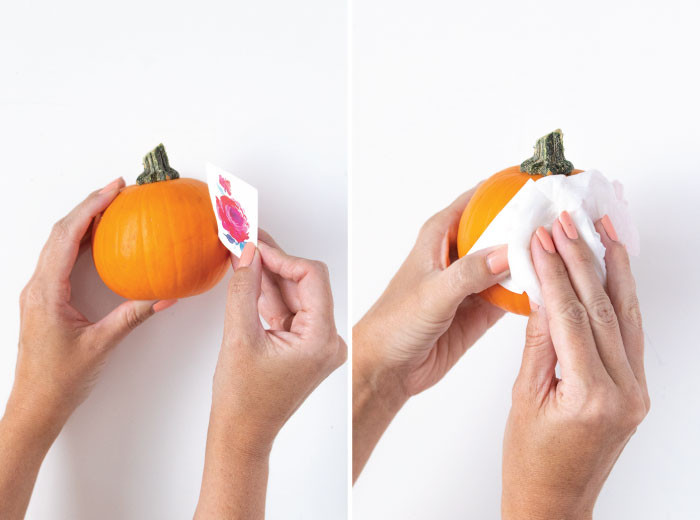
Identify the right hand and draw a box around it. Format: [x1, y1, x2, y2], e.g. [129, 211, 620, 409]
[502, 214, 650, 519]
[210, 235, 347, 454]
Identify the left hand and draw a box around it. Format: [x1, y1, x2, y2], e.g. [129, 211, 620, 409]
[7, 177, 175, 438]
[354, 185, 507, 402]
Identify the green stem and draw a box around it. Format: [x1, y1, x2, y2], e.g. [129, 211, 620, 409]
[520, 129, 574, 176]
[136, 144, 180, 185]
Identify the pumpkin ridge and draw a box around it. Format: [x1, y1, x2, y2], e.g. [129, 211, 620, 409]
[162, 181, 184, 297]
[185, 179, 208, 292]
[138, 184, 158, 299]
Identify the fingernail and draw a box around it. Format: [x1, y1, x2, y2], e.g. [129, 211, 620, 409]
[559, 211, 578, 240]
[99, 177, 122, 194]
[601, 215, 619, 242]
[153, 299, 178, 312]
[486, 246, 509, 275]
[535, 227, 556, 253]
[529, 300, 539, 311]
[239, 243, 256, 267]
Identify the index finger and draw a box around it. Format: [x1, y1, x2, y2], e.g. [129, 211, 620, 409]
[37, 178, 125, 285]
[531, 228, 608, 384]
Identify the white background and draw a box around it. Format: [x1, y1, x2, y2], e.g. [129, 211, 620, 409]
[0, 1, 347, 519]
[352, 0, 700, 518]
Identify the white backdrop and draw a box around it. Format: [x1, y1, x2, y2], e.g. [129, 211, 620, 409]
[352, 0, 700, 518]
[0, 1, 347, 519]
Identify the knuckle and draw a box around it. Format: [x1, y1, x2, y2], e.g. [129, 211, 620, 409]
[419, 214, 440, 237]
[448, 261, 470, 293]
[589, 296, 617, 327]
[627, 391, 649, 426]
[125, 307, 148, 331]
[613, 245, 632, 269]
[328, 336, 348, 367]
[311, 260, 329, 277]
[569, 246, 590, 266]
[548, 257, 570, 280]
[51, 218, 71, 242]
[559, 299, 588, 327]
[525, 321, 550, 349]
[19, 283, 43, 309]
[228, 276, 255, 294]
[580, 393, 615, 426]
[620, 295, 643, 329]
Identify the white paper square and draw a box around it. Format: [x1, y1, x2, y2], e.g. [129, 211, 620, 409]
[206, 162, 258, 257]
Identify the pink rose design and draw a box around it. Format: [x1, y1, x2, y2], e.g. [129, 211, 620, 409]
[216, 195, 249, 243]
[219, 175, 232, 195]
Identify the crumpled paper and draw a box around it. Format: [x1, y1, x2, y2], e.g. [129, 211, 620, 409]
[467, 170, 639, 306]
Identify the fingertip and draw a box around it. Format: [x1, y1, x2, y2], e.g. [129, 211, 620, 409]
[238, 242, 257, 267]
[98, 177, 125, 195]
[153, 299, 178, 313]
[595, 219, 630, 269]
[485, 245, 509, 275]
[530, 230, 544, 258]
[551, 218, 566, 242]
[600, 214, 619, 242]
[535, 226, 556, 254]
[595, 219, 616, 247]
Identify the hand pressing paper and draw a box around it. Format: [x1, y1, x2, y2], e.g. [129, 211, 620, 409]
[457, 130, 639, 312]
[207, 163, 258, 258]
[468, 169, 639, 307]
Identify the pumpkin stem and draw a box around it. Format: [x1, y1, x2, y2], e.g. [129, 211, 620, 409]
[136, 144, 180, 185]
[520, 129, 574, 176]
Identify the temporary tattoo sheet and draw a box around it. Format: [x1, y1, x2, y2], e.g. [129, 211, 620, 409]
[206, 162, 258, 257]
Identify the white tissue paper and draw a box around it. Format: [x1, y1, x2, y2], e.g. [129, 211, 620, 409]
[467, 170, 639, 306]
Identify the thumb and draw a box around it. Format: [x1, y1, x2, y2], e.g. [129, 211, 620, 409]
[427, 245, 509, 317]
[90, 298, 176, 350]
[225, 243, 264, 332]
[515, 306, 557, 398]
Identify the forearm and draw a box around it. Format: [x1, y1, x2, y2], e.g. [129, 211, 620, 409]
[0, 400, 61, 519]
[195, 412, 272, 520]
[352, 330, 407, 482]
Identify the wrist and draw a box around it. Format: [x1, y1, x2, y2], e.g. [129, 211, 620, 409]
[206, 404, 276, 461]
[0, 407, 58, 463]
[502, 488, 594, 520]
[2, 391, 66, 451]
[353, 322, 410, 415]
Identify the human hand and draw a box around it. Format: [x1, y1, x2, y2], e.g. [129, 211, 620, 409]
[502, 213, 649, 519]
[1, 177, 175, 519]
[8, 177, 176, 435]
[196, 235, 346, 519]
[354, 186, 508, 404]
[210, 236, 346, 453]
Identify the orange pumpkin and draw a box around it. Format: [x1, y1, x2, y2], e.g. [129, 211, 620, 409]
[92, 144, 229, 300]
[456, 130, 583, 315]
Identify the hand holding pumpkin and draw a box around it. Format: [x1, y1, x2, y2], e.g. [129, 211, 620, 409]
[352, 186, 508, 480]
[502, 216, 649, 519]
[0, 178, 175, 519]
[196, 237, 346, 518]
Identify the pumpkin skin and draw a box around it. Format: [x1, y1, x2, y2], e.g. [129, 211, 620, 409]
[456, 133, 583, 315]
[93, 177, 230, 300]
